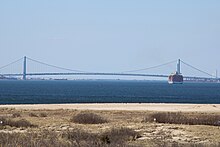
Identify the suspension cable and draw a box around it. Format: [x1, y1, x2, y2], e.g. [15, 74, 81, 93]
[181, 60, 214, 77]
[0, 57, 23, 71]
[121, 60, 177, 73]
[26, 57, 88, 73]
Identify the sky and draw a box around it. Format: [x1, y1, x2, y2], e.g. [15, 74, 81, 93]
[0, 0, 220, 78]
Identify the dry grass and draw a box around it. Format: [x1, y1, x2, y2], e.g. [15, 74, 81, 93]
[0, 117, 37, 128]
[71, 112, 108, 124]
[12, 112, 21, 118]
[143, 112, 220, 126]
[39, 112, 47, 117]
[64, 128, 101, 146]
[101, 127, 140, 145]
[157, 142, 220, 147]
[60, 127, 139, 146]
[0, 131, 68, 147]
[29, 112, 38, 117]
[0, 127, 139, 147]
[0, 109, 220, 146]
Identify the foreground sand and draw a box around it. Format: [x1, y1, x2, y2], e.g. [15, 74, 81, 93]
[1, 104, 220, 146]
[1, 103, 220, 112]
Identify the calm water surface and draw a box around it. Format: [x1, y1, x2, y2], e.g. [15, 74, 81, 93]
[0, 80, 220, 104]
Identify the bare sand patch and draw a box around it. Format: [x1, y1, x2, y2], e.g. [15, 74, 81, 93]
[0, 103, 220, 112]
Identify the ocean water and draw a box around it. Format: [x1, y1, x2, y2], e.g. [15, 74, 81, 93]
[0, 80, 220, 104]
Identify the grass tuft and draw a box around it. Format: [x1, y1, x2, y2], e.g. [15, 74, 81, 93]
[12, 112, 21, 118]
[64, 128, 101, 146]
[101, 127, 140, 145]
[39, 112, 47, 117]
[0, 131, 67, 147]
[64, 127, 139, 147]
[143, 112, 220, 126]
[0, 117, 37, 128]
[70, 112, 108, 124]
[29, 113, 38, 117]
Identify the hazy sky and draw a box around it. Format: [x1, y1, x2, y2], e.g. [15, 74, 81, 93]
[0, 0, 220, 77]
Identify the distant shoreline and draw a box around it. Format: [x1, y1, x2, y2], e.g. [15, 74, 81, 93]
[1, 103, 220, 112]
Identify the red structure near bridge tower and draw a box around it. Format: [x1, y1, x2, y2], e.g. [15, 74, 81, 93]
[168, 59, 183, 84]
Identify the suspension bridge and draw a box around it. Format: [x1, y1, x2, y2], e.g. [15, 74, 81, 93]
[0, 56, 219, 83]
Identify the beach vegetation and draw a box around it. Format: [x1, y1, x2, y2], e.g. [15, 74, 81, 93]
[29, 113, 38, 117]
[0, 127, 139, 147]
[12, 112, 21, 118]
[70, 112, 108, 124]
[0, 131, 67, 147]
[1, 109, 220, 146]
[100, 127, 140, 144]
[0, 117, 37, 128]
[39, 112, 47, 117]
[143, 112, 220, 126]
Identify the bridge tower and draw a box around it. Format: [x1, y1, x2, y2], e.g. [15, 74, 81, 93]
[177, 59, 181, 74]
[23, 56, 27, 80]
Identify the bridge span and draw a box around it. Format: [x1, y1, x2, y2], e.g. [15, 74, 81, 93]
[1, 72, 219, 82]
[0, 56, 219, 82]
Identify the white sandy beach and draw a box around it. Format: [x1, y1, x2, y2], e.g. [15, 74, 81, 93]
[0, 103, 220, 112]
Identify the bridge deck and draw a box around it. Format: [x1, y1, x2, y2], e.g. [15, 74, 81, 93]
[1, 72, 219, 81]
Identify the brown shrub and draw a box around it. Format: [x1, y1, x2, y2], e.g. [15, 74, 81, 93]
[12, 112, 21, 118]
[0, 131, 68, 147]
[39, 112, 47, 117]
[71, 112, 108, 124]
[64, 127, 139, 147]
[0, 117, 36, 128]
[101, 127, 140, 145]
[10, 119, 37, 128]
[29, 113, 38, 117]
[64, 128, 101, 147]
[144, 112, 220, 126]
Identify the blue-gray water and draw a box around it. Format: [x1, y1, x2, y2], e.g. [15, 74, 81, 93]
[0, 80, 220, 104]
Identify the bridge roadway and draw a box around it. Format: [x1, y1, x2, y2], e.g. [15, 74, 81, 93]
[1, 72, 219, 81]
[1, 72, 168, 78]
